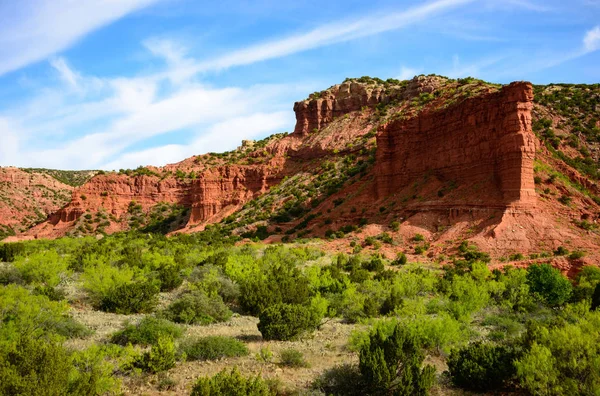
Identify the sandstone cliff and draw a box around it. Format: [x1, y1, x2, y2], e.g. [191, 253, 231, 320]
[10, 76, 600, 262]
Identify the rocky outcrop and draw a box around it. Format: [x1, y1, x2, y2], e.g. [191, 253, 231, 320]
[47, 173, 192, 224]
[0, 167, 74, 234]
[293, 76, 446, 137]
[374, 82, 536, 208]
[188, 165, 285, 224]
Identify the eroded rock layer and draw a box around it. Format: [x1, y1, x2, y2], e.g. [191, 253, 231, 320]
[374, 82, 537, 207]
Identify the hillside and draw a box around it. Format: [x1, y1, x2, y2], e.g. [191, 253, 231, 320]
[0, 167, 96, 239]
[5, 76, 600, 264]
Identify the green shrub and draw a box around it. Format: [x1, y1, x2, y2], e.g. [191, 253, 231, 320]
[0, 336, 72, 396]
[0, 285, 90, 339]
[0, 242, 25, 262]
[239, 261, 310, 316]
[279, 349, 309, 368]
[515, 315, 600, 395]
[412, 234, 425, 242]
[257, 303, 321, 341]
[33, 285, 66, 301]
[162, 291, 232, 325]
[110, 316, 182, 346]
[12, 251, 70, 287]
[358, 325, 435, 395]
[181, 336, 249, 361]
[135, 336, 176, 373]
[311, 364, 365, 396]
[526, 264, 572, 306]
[0, 264, 23, 285]
[392, 252, 407, 266]
[448, 342, 517, 391]
[68, 345, 121, 395]
[99, 280, 159, 314]
[190, 265, 240, 304]
[191, 367, 275, 396]
[362, 256, 384, 272]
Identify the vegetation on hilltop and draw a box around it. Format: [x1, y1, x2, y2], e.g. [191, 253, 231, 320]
[20, 167, 97, 187]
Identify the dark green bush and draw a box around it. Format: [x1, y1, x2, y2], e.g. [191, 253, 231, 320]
[181, 336, 249, 361]
[279, 348, 309, 368]
[257, 303, 321, 341]
[0, 242, 25, 262]
[392, 252, 407, 266]
[191, 367, 275, 396]
[239, 262, 310, 316]
[592, 284, 600, 311]
[448, 342, 517, 391]
[526, 264, 572, 306]
[311, 364, 365, 396]
[362, 256, 385, 272]
[162, 291, 232, 325]
[110, 316, 182, 346]
[359, 325, 435, 395]
[99, 280, 159, 314]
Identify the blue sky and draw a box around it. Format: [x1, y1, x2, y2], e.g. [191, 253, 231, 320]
[0, 0, 598, 170]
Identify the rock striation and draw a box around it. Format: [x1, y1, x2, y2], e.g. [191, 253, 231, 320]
[374, 82, 537, 208]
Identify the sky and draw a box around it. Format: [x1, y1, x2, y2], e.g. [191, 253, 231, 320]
[0, 0, 599, 170]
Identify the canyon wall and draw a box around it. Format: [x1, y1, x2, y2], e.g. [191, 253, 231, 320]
[374, 82, 536, 208]
[188, 165, 285, 224]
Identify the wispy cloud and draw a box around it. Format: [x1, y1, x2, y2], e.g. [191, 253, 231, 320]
[503, 0, 554, 12]
[584, 26, 600, 52]
[398, 66, 421, 80]
[49, 57, 81, 88]
[187, 0, 475, 74]
[0, 0, 163, 76]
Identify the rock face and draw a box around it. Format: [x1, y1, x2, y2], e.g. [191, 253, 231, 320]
[0, 167, 74, 235]
[188, 165, 285, 224]
[47, 174, 192, 225]
[293, 76, 446, 137]
[374, 82, 536, 208]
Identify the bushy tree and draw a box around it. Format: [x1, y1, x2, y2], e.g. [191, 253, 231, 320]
[162, 291, 232, 325]
[99, 280, 159, 314]
[448, 342, 517, 391]
[526, 264, 572, 306]
[515, 314, 600, 395]
[257, 303, 321, 341]
[359, 325, 435, 395]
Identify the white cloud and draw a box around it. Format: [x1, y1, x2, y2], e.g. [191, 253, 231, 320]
[101, 111, 292, 169]
[190, 0, 474, 74]
[584, 26, 600, 52]
[0, 118, 21, 166]
[0, 0, 163, 76]
[49, 57, 81, 88]
[0, 0, 480, 170]
[398, 66, 420, 80]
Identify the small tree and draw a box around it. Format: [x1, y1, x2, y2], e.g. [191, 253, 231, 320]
[526, 264, 572, 306]
[448, 342, 517, 391]
[257, 304, 321, 341]
[359, 325, 435, 395]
